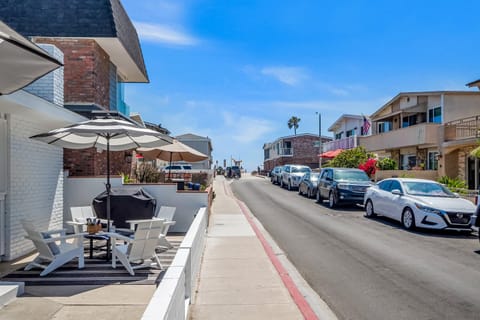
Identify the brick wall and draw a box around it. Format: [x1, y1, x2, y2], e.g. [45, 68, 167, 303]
[33, 38, 129, 178]
[64, 148, 132, 177]
[34, 38, 110, 108]
[8, 114, 64, 260]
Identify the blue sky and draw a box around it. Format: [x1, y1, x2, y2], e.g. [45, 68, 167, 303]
[121, 0, 480, 171]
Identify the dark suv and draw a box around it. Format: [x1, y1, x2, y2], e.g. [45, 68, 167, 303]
[230, 166, 241, 178]
[316, 168, 372, 208]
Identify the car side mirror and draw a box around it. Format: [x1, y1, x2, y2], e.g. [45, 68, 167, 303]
[391, 189, 402, 196]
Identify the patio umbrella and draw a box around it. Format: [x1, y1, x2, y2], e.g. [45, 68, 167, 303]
[30, 117, 173, 231]
[320, 148, 344, 159]
[0, 21, 63, 95]
[138, 139, 208, 180]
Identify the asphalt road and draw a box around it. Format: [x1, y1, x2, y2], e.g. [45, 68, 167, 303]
[231, 176, 480, 320]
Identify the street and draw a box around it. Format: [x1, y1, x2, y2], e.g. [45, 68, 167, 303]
[231, 176, 480, 320]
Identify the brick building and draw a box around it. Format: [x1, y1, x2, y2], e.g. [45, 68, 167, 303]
[263, 133, 332, 172]
[0, 0, 149, 178]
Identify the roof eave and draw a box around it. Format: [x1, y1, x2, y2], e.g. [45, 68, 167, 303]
[95, 37, 148, 83]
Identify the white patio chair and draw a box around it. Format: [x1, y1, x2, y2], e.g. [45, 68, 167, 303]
[155, 206, 176, 221]
[21, 219, 85, 276]
[154, 206, 176, 250]
[67, 206, 99, 233]
[110, 219, 165, 275]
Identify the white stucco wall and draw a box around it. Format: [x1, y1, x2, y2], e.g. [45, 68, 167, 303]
[8, 114, 65, 259]
[64, 178, 209, 233]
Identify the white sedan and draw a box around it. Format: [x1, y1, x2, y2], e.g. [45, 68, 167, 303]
[364, 178, 476, 231]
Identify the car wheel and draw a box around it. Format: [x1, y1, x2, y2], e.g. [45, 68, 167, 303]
[365, 200, 376, 218]
[298, 187, 303, 195]
[328, 191, 337, 208]
[287, 181, 292, 191]
[306, 188, 311, 198]
[280, 180, 284, 188]
[402, 208, 416, 230]
[316, 190, 322, 203]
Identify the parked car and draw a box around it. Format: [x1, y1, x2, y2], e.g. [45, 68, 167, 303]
[298, 172, 320, 198]
[280, 165, 311, 191]
[316, 168, 372, 208]
[160, 164, 192, 172]
[364, 178, 477, 231]
[270, 166, 283, 185]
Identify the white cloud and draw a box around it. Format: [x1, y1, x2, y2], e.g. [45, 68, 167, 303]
[134, 21, 198, 46]
[222, 112, 275, 143]
[261, 66, 308, 86]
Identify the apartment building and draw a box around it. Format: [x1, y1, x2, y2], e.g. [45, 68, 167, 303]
[263, 133, 332, 171]
[322, 114, 371, 153]
[359, 91, 480, 189]
[176, 134, 213, 170]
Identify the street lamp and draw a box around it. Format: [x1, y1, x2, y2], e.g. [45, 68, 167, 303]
[316, 112, 322, 169]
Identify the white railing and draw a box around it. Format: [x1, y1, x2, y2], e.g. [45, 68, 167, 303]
[142, 207, 208, 320]
[322, 136, 358, 152]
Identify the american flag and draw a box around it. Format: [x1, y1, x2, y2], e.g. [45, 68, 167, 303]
[362, 116, 371, 135]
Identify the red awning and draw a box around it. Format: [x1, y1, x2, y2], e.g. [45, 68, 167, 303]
[319, 149, 343, 158]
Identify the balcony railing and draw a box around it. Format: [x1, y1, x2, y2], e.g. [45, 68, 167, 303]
[444, 115, 480, 141]
[359, 123, 440, 151]
[264, 147, 293, 160]
[322, 136, 357, 152]
[279, 148, 292, 156]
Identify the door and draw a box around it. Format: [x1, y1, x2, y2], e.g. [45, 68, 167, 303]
[467, 156, 479, 191]
[382, 180, 404, 221]
[319, 169, 332, 198]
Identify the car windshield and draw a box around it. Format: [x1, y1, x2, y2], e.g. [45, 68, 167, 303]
[291, 166, 310, 173]
[403, 181, 456, 197]
[334, 170, 370, 181]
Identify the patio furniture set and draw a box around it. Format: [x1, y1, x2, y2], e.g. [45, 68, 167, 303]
[20, 205, 176, 277]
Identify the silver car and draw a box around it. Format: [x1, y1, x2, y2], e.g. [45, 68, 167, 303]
[280, 164, 311, 191]
[364, 178, 476, 231]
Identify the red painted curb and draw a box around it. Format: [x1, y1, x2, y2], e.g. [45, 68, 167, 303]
[223, 181, 318, 319]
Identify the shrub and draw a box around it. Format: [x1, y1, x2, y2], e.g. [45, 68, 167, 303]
[358, 158, 377, 177]
[326, 146, 374, 168]
[437, 176, 467, 189]
[136, 163, 161, 183]
[377, 157, 398, 170]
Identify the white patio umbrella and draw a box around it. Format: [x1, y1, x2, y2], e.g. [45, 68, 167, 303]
[30, 117, 173, 231]
[0, 20, 63, 95]
[138, 139, 208, 180]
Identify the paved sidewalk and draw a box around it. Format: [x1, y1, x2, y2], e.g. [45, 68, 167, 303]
[190, 175, 308, 320]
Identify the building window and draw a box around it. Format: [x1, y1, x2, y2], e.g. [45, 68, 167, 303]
[346, 129, 355, 137]
[428, 151, 439, 170]
[428, 106, 442, 123]
[402, 115, 417, 128]
[401, 154, 417, 170]
[335, 132, 343, 140]
[378, 121, 392, 133]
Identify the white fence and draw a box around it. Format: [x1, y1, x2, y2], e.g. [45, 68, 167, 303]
[142, 207, 208, 320]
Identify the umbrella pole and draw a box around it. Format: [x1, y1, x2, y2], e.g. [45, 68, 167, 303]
[106, 136, 111, 232]
[168, 152, 172, 182]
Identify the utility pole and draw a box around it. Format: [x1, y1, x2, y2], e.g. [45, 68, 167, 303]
[316, 112, 322, 169]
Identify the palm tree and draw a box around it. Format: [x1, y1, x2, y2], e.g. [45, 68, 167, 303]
[287, 116, 301, 135]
